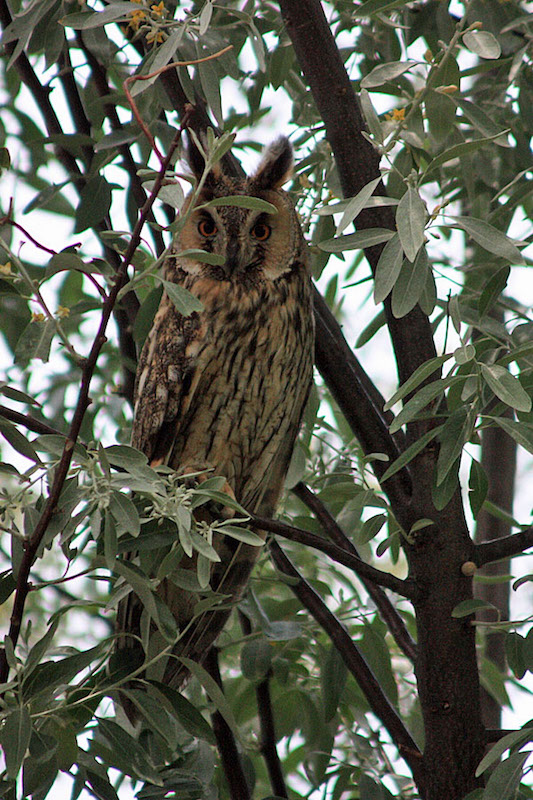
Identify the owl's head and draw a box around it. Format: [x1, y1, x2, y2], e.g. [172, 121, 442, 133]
[174, 136, 307, 284]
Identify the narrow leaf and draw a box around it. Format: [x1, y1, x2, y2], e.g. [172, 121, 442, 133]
[463, 30, 501, 60]
[391, 248, 429, 318]
[389, 377, 457, 434]
[373, 233, 403, 303]
[0, 706, 31, 779]
[318, 228, 394, 253]
[480, 364, 532, 412]
[483, 751, 529, 800]
[180, 657, 240, 736]
[395, 187, 427, 262]
[205, 195, 277, 213]
[160, 279, 204, 315]
[336, 177, 382, 235]
[384, 354, 451, 410]
[380, 426, 442, 482]
[361, 60, 417, 89]
[491, 417, 533, 454]
[451, 598, 496, 618]
[452, 216, 524, 264]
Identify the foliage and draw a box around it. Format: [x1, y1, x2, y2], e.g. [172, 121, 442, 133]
[0, 0, 532, 799]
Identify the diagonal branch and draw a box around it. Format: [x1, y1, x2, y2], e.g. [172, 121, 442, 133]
[293, 482, 417, 662]
[253, 514, 417, 600]
[269, 540, 425, 790]
[204, 647, 251, 800]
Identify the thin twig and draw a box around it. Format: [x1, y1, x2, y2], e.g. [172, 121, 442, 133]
[292, 482, 417, 662]
[252, 514, 416, 600]
[123, 46, 233, 163]
[0, 119, 189, 685]
[268, 540, 425, 791]
[239, 612, 287, 798]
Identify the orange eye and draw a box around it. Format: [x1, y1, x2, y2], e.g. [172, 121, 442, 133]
[198, 217, 217, 237]
[251, 222, 271, 241]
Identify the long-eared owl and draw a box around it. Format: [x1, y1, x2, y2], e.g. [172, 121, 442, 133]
[116, 136, 314, 702]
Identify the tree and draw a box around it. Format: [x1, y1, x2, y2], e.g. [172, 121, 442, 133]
[0, 0, 532, 798]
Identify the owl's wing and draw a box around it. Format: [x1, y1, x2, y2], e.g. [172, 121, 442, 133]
[131, 298, 203, 465]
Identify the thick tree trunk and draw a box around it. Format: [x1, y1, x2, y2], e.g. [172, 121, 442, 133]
[279, 1, 487, 795]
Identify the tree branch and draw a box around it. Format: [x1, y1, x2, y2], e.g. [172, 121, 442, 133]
[269, 540, 425, 791]
[0, 405, 63, 438]
[253, 514, 416, 600]
[0, 126, 186, 685]
[204, 647, 251, 800]
[475, 527, 533, 567]
[293, 482, 417, 662]
[239, 612, 287, 798]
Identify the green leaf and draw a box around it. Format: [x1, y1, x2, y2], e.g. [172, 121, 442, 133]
[425, 89, 456, 143]
[241, 638, 273, 682]
[437, 407, 472, 486]
[160, 279, 204, 315]
[14, 319, 55, 364]
[360, 89, 384, 143]
[491, 417, 533, 454]
[389, 377, 457, 434]
[480, 364, 532, 412]
[336, 177, 381, 235]
[148, 681, 216, 743]
[384, 354, 451, 410]
[453, 97, 509, 142]
[357, 513, 387, 544]
[361, 60, 417, 89]
[505, 632, 526, 680]
[0, 706, 31, 779]
[180, 657, 240, 736]
[22, 645, 105, 698]
[451, 599, 496, 618]
[198, 58, 223, 126]
[452, 216, 524, 264]
[74, 176, 112, 233]
[476, 727, 533, 777]
[482, 751, 529, 800]
[142, 179, 185, 210]
[103, 445, 148, 471]
[109, 491, 140, 537]
[219, 525, 265, 546]
[176, 248, 225, 266]
[318, 228, 394, 253]
[373, 233, 403, 303]
[380, 426, 443, 483]
[60, 4, 136, 30]
[321, 644, 347, 722]
[205, 196, 278, 213]
[97, 718, 162, 785]
[395, 186, 427, 262]
[0, 419, 41, 463]
[468, 459, 488, 519]
[463, 30, 501, 60]
[391, 248, 429, 318]
[423, 134, 505, 176]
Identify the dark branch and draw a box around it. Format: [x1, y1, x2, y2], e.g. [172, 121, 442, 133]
[253, 514, 416, 600]
[204, 648, 251, 800]
[239, 612, 287, 798]
[279, 0, 437, 455]
[475, 527, 533, 567]
[0, 405, 64, 438]
[269, 540, 425, 790]
[293, 482, 417, 662]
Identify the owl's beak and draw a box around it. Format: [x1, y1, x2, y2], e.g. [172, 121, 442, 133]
[224, 238, 243, 276]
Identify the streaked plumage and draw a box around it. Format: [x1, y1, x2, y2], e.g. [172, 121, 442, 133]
[117, 137, 314, 698]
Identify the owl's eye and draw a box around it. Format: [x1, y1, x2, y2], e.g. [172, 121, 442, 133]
[198, 217, 217, 238]
[251, 221, 272, 241]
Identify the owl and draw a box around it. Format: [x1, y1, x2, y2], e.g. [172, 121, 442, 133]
[116, 136, 314, 704]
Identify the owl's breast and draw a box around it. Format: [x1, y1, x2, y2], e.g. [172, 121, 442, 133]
[167, 273, 313, 510]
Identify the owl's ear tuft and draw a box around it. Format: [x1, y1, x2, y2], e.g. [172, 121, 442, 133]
[252, 137, 293, 190]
